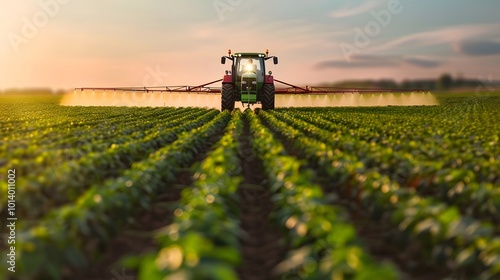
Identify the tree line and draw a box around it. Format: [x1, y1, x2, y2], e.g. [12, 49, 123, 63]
[321, 74, 499, 91]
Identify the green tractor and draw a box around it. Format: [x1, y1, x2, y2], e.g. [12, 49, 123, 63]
[220, 49, 278, 111]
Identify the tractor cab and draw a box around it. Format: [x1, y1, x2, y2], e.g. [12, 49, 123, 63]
[221, 50, 278, 111]
[236, 57, 263, 77]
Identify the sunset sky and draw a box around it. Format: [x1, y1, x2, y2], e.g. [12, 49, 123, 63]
[1, 0, 500, 90]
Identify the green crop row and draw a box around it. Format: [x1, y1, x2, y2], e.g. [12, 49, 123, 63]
[1, 107, 203, 170]
[1, 102, 168, 142]
[1, 107, 196, 163]
[133, 110, 244, 279]
[270, 110, 500, 225]
[259, 110, 500, 279]
[14, 111, 231, 280]
[0, 109, 218, 219]
[248, 110, 399, 279]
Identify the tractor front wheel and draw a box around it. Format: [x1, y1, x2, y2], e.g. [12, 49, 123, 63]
[261, 84, 275, 110]
[221, 84, 235, 111]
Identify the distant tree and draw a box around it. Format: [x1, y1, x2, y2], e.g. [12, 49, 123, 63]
[454, 72, 465, 87]
[437, 73, 453, 90]
[325, 74, 493, 91]
[401, 80, 412, 89]
[378, 79, 398, 89]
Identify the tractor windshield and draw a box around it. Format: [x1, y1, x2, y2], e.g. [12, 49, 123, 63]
[236, 57, 264, 77]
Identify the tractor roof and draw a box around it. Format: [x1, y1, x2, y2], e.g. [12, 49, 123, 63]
[234, 52, 267, 57]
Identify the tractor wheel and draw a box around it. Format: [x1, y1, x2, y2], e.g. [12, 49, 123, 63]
[221, 84, 235, 111]
[261, 84, 275, 110]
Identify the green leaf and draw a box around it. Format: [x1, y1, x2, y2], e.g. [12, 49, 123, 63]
[436, 207, 460, 224]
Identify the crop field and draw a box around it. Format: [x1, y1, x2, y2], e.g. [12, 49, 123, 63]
[1, 93, 499, 280]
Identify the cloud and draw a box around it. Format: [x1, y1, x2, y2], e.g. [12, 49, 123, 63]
[330, 2, 381, 18]
[403, 58, 441, 68]
[316, 55, 395, 68]
[316, 55, 442, 69]
[455, 40, 500, 56]
[368, 24, 500, 54]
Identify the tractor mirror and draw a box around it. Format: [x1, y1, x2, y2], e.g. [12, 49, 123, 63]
[273, 57, 278, 65]
[221, 57, 226, 64]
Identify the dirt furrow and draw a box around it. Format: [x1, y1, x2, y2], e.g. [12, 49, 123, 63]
[237, 116, 287, 280]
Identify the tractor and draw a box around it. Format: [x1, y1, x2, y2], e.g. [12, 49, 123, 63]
[74, 49, 431, 109]
[220, 49, 278, 111]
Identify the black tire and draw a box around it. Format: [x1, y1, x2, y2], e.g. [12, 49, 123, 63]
[221, 84, 235, 111]
[261, 84, 275, 110]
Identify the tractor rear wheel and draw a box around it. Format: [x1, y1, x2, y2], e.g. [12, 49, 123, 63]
[261, 84, 275, 110]
[221, 84, 235, 111]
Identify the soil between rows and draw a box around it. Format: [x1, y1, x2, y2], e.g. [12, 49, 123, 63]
[237, 115, 287, 280]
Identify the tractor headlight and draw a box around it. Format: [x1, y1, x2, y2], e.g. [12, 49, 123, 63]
[242, 81, 247, 84]
[252, 81, 257, 85]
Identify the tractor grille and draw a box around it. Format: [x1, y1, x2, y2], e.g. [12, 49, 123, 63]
[242, 77, 257, 92]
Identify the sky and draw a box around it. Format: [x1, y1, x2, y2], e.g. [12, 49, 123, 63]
[1, 0, 500, 90]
